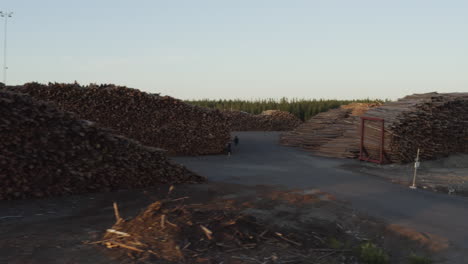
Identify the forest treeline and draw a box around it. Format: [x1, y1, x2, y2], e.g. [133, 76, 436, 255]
[186, 98, 386, 121]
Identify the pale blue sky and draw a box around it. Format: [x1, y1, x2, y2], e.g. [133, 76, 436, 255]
[2, 0, 468, 99]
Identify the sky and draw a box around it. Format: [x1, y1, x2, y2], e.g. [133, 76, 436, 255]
[1, 0, 468, 100]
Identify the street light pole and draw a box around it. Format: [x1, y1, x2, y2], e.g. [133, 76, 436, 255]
[0, 11, 13, 86]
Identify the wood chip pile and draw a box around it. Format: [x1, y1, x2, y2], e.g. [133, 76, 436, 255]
[0, 90, 203, 200]
[280, 103, 380, 158]
[11, 83, 230, 155]
[224, 110, 302, 131]
[364, 92, 468, 163]
[282, 94, 468, 163]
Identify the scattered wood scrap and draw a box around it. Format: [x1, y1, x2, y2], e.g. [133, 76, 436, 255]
[100, 198, 356, 263]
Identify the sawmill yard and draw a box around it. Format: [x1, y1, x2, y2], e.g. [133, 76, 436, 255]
[1, 83, 468, 263]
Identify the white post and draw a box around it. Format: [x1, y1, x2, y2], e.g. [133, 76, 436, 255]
[0, 11, 13, 86]
[410, 148, 420, 189]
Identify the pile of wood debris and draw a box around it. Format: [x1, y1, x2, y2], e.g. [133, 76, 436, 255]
[10, 82, 230, 155]
[100, 193, 358, 264]
[0, 90, 203, 200]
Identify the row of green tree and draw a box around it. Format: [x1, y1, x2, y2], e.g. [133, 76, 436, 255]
[186, 98, 385, 121]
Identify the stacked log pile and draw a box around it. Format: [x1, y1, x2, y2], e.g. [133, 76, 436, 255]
[10, 83, 230, 155]
[224, 110, 302, 131]
[280, 103, 379, 157]
[0, 90, 203, 200]
[364, 92, 468, 163]
[282, 94, 468, 163]
[340, 102, 382, 116]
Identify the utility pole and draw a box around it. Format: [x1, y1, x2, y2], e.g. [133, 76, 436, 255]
[0, 11, 13, 86]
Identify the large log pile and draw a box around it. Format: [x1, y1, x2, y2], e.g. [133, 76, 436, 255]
[282, 94, 468, 163]
[0, 90, 203, 200]
[224, 110, 302, 131]
[364, 92, 468, 163]
[280, 103, 380, 158]
[10, 83, 230, 155]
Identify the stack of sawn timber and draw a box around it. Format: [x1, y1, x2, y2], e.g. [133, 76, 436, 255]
[10, 83, 230, 155]
[224, 110, 302, 131]
[0, 90, 203, 200]
[280, 103, 381, 158]
[363, 92, 468, 163]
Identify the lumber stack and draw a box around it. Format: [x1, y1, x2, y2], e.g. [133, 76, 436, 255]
[0, 90, 203, 200]
[10, 83, 230, 155]
[224, 110, 302, 131]
[363, 92, 468, 163]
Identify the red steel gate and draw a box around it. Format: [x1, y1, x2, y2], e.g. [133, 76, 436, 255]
[359, 117, 385, 164]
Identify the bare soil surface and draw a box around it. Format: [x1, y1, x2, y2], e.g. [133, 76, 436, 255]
[0, 182, 435, 264]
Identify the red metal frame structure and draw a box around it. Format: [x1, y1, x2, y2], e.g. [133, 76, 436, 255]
[359, 116, 385, 164]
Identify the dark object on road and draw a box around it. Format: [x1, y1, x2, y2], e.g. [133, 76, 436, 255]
[234, 136, 239, 146]
[0, 90, 203, 200]
[10, 82, 230, 155]
[226, 143, 232, 156]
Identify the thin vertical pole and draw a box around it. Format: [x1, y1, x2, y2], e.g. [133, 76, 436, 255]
[410, 148, 420, 189]
[2, 13, 7, 85]
[380, 119, 384, 163]
[1, 12, 12, 86]
[359, 117, 364, 160]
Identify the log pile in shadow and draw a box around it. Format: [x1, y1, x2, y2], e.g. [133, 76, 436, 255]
[0, 90, 203, 200]
[224, 110, 302, 131]
[10, 83, 230, 155]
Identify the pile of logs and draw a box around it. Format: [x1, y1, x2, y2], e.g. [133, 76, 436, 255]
[0, 90, 203, 200]
[340, 102, 382, 116]
[281, 94, 468, 163]
[10, 83, 230, 155]
[364, 92, 468, 163]
[280, 103, 379, 158]
[224, 110, 302, 131]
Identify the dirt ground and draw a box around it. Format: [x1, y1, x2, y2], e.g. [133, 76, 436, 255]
[346, 154, 468, 196]
[0, 182, 443, 264]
